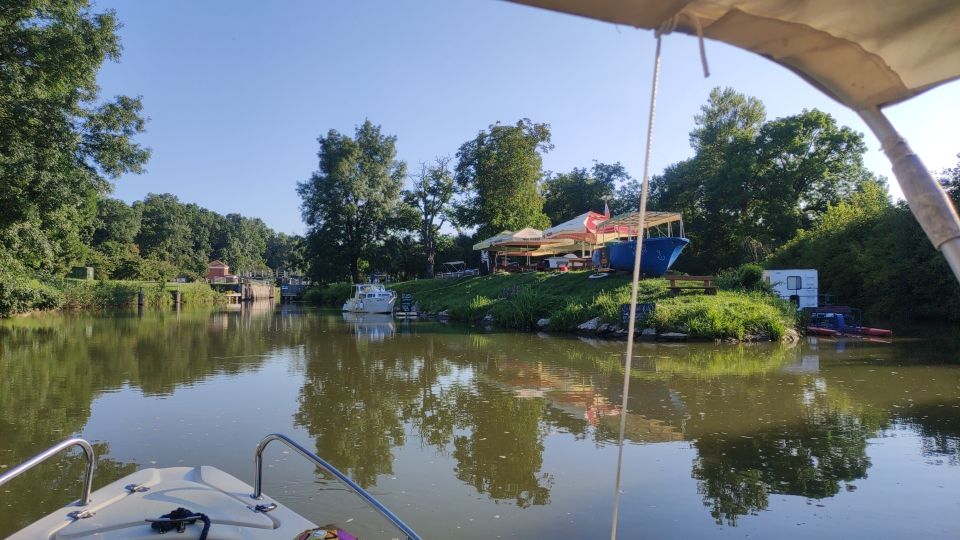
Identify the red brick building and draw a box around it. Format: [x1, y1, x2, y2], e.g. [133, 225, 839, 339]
[206, 260, 230, 280]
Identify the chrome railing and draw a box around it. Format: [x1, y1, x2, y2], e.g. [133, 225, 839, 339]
[0, 437, 95, 506]
[253, 433, 421, 540]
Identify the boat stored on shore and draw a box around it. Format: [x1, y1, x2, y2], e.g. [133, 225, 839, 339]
[597, 212, 689, 277]
[341, 283, 396, 314]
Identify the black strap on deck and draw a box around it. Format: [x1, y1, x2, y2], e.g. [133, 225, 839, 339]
[146, 507, 211, 539]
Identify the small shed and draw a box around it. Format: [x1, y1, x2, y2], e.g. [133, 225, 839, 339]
[206, 260, 230, 280]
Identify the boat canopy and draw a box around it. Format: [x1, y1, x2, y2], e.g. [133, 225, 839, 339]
[507, 0, 960, 110]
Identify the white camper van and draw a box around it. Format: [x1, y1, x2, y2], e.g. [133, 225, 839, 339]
[763, 269, 818, 309]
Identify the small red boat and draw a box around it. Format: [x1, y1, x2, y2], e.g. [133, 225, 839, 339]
[806, 306, 893, 339]
[806, 325, 840, 337]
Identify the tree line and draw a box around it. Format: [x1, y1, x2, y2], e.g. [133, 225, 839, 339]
[297, 88, 886, 285]
[86, 194, 303, 281]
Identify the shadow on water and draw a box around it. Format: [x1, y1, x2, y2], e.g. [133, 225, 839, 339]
[2, 307, 959, 537]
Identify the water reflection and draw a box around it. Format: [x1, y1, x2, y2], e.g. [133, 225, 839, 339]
[1, 309, 959, 538]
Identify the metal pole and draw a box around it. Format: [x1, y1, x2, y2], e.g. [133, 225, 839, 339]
[0, 438, 95, 506]
[857, 107, 960, 283]
[253, 434, 421, 540]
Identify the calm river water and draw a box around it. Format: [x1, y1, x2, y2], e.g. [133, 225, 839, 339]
[1, 306, 959, 538]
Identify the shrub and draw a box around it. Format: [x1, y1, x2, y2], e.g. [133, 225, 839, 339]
[489, 288, 560, 329]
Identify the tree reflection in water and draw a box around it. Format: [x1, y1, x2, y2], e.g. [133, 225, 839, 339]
[690, 407, 879, 525]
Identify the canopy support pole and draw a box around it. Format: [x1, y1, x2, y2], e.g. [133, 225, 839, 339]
[858, 108, 960, 284]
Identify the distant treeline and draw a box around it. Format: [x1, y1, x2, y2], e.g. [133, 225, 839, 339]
[84, 193, 303, 281]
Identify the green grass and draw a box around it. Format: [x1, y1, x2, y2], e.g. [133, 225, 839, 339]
[307, 272, 796, 340]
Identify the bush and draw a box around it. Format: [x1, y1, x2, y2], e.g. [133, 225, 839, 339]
[717, 263, 769, 293]
[489, 288, 561, 329]
[303, 283, 353, 306]
[0, 272, 64, 317]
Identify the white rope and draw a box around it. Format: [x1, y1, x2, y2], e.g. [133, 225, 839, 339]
[609, 34, 663, 540]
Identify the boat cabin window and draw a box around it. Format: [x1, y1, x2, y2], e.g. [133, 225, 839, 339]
[787, 276, 801, 290]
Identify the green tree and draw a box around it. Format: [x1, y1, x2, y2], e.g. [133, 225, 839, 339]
[265, 232, 305, 274]
[454, 119, 552, 238]
[134, 194, 198, 275]
[405, 158, 456, 278]
[542, 161, 627, 223]
[0, 1, 149, 273]
[652, 88, 874, 273]
[92, 198, 141, 246]
[298, 120, 407, 283]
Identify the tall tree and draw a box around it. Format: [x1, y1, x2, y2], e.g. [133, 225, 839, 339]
[134, 194, 198, 274]
[651, 88, 875, 273]
[405, 158, 455, 278]
[0, 1, 149, 273]
[542, 162, 628, 224]
[454, 119, 552, 239]
[92, 198, 141, 247]
[298, 120, 407, 283]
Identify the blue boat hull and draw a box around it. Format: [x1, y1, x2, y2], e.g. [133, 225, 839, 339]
[606, 237, 689, 276]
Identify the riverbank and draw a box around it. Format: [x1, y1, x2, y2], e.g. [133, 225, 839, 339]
[307, 272, 796, 341]
[0, 276, 227, 317]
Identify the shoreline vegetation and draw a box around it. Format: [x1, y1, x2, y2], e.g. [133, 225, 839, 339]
[0, 278, 227, 317]
[307, 270, 797, 342]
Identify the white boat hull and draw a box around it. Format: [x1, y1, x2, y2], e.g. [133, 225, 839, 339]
[9, 466, 316, 539]
[341, 296, 395, 314]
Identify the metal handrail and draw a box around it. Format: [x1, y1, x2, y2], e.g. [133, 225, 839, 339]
[0, 437, 95, 506]
[253, 433, 421, 540]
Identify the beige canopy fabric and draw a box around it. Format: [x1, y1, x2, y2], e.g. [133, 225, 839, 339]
[473, 230, 515, 250]
[508, 0, 960, 110]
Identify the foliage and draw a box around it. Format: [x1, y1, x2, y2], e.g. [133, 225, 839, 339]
[716, 263, 768, 292]
[454, 119, 552, 239]
[940, 152, 960, 206]
[651, 87, 875, 273]
[768, 179, 960, 321]
[298, 120, 408, 283]
[405, 158, 456, 278]
[0, 1, 150, 274]
[542, 162, 627, 223]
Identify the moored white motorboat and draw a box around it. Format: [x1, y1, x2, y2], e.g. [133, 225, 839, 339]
[0, 434, 421, 540]
[341, 283, 396, 314]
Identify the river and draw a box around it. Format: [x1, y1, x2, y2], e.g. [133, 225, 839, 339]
[1, 306, 958, 538]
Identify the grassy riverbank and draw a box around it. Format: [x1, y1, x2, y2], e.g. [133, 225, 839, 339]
[307, 272, 796, 340]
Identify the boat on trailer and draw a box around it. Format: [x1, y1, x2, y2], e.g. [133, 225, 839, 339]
[0, 434, 421, 540]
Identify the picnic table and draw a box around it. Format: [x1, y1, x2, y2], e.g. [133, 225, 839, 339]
[667, 275, 717, 296]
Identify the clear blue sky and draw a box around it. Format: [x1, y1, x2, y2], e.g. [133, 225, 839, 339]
[94, 0, 960, 235]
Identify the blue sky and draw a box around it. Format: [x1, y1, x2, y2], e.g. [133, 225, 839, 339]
[95, 0, 960, 235]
